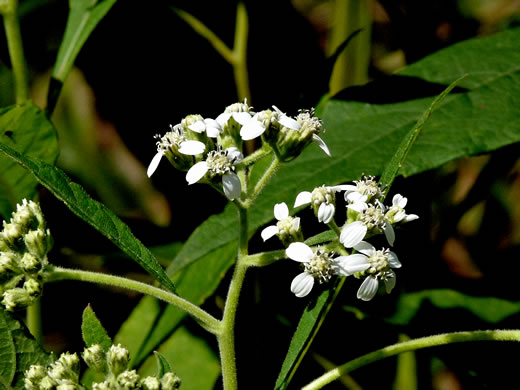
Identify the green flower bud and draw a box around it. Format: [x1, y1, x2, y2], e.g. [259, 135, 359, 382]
[107, 344, 130, 376]
[24, 228, 52, 260]
[0, 233, 10, 251]
[39, 375, 56, 390]
[83, 344, 108, 373]
[2, 287, 32, 311]
[23, 278, 42, 296]
[93, 381, 114, 390]
[56, 382, 81, 390]
[48, 352, 80, 382]
[140, 376, 161, 390]
[20, 252, 42, 273]
[24, 365, 47, 390]
[117, 370, 140, 389]
[160, 372, 181, 390]
[2, 221, 24, 248]
[0, 252, 21, 273]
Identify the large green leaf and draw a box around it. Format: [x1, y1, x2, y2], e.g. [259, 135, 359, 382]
[387, 289, 520, 325]
[0, 143, 176, 292]
[0, 104, 58, 220]
[0, 309, 53, 389]
[48, 0, 117, 113]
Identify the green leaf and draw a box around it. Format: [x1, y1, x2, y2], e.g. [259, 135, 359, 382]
[81, 305, 112, 351]
[0, 143, 176, 292]
[153, 352, 171, 377]
[138, 326, 220, 390]
[0, 308, 53, 389]
[0, 104, 58, 220]
[387, 289, 520, 325]
[48, 0, 117, 113]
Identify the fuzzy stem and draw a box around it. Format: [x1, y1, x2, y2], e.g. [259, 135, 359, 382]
[46, 266, 221, 334]
[243, 155, 280, 208]
[218, 206, 249, 389]
[1, 0, 29, 104]
[302, 330, 520, 390]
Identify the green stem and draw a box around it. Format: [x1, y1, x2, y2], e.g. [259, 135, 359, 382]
[243, 155, 280, 208]
[218, 207, 249, 389]
[46, 266, 221, 334]
[232, 2, 250, 102]
[241, 248, 287, 267]
[1, 0, 29, 104]
[302, 330, 520, 390]
[239, 145, 271, 167]
[26, 299, 42, 343]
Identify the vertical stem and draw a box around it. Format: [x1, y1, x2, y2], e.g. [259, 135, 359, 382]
[1, 0, 29, 104]
[218, 206, 249, 389]
[232, 2, 251, 102]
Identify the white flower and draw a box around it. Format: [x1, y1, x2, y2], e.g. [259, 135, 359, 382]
[216, 99, 254, 129]
[147, 124, 205, 177]
[186, 117, 222, 138]
[343, 175, 383, 204]
[294, 109, 331, 157]
[240, 106, 300, 141]
[294, 185, 348, 224]
[386, 194, 419, 223]
[340, 201, 395, 247]
[285, 243, 340, 298]
[335, 241, 401, 301]
[186, 147, 243, 200]
[261, 203, 301, 241]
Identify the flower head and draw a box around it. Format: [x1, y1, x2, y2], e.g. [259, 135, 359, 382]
[239, 105, 300, 141]
[186, 147, 243, 200]
[335, 241, 401, 301]
[147, 124, 206, 176]
[294, 185, 348, 224]
[286, 242, 341, 297]
[344, 175, 384, 204]
[261, 202, 302, 245]
[385, 194, 419, 224]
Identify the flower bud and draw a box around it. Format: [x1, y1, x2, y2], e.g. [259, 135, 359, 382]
[24, 228, 52, 259]
[160, 372, 182, 390]
[49, 352, 80, 382]
[140, 376, 161, 390]
[83, 344, 108, 373]
[24, 365, 47, 390]
[117, 370, 140, 389]
[56, 382, 82, 390]
[107, 344, 130, 376]
[2, 287, 32, 311]
[39, 375, 57, 390]
[0, 252, 21, 273]
[1, 221, 24, 248]
[24, 278, 42, 296]
[20, 252, 42, 273]
[93, 381, 113, 390]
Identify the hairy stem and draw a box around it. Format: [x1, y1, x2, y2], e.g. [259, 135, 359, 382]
[46, 266, 221, 334]
[302, 330, 520, 390]
[243, 155, 280, 208]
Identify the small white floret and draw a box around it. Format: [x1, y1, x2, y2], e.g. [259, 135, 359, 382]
[291, 272, 315, 297]
[340, 221, 367, 248]
[186, 161, 209, 184]
[147, 152, 163, 177]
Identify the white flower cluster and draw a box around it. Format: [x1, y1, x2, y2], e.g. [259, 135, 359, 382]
[147, 100, 330, 200]
[263, 176, 418, 300]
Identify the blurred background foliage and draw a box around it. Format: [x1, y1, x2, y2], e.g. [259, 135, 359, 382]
[2, 0, 520, 389]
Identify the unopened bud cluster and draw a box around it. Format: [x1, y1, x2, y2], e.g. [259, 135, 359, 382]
[147, 100, 330, 201]
[0, 199, 52, 311]
[25, 344, 181, 390]
[263, 176, 418, 300]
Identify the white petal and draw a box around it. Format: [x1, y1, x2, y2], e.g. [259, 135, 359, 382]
[188, 120, 206, 133]
[204, 118, 221, 138]
[384, 271, 396, 293]
[294, 191, 312, 208]
[292, 217, 301, 231]
[346, 192, 368, 204]
[178, 140, 206, 155]
[328, 185, 349, 192]
[216, 112, 231, 127]
[279, 115, 301, 130]
[387, 251, 401, 268]
[347, 200, 368, 213]
[261, 225, 279, 241]
[147, 152, 163, 177]
[286, 242, 313, 263]
[231, 112, 252, 125]
[226, 147, 243, 164]
[222, 172, 242, 200]
[392, 194, 408, 208]
[240, 120, 266, 140]
[274, 202, 289, 220]
[291, 272, 314, 298]
[186, 161, 209, 184]
[384, 223, 395, 246]
[353, 241, 375, 256]
[335, 254, 370, 275]
[357, 276, 379, 301]
[317, 203, 335, 224]
[312, 134, 331, 156]
[404, 214, 419, 222]
[340, 221, 367, 248]
[393, 210, 406, 223]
